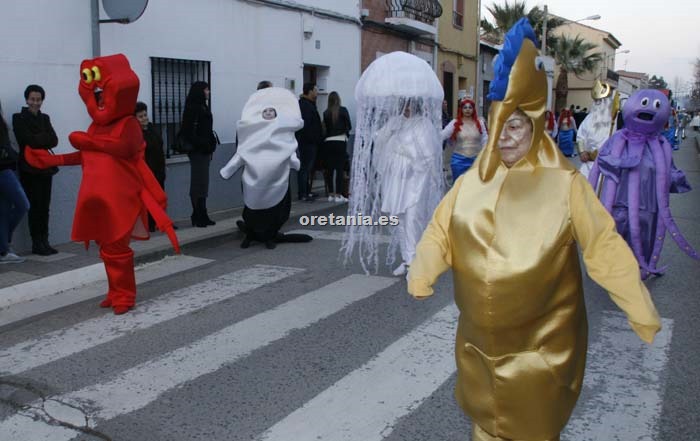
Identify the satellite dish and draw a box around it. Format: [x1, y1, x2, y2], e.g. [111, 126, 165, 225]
[102, 0, 148, 23]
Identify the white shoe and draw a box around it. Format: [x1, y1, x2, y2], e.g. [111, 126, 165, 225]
[328, 195, 335, 202]
[0, 252, 26, 264]
[392, 262, 407, 276]
[335, 195, 348, 203]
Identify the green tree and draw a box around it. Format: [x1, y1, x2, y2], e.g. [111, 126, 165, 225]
[480, 1, 564, 50]
[552, 35, 603, 111]
[648, 75, 669, 90]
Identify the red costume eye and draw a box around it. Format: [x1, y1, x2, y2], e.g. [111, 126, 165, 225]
[82, 68, 93, 84]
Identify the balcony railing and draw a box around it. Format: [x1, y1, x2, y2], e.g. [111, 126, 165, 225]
[386, 0, 443, 25]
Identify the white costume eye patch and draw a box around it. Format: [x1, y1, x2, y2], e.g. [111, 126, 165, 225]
[262, 107, 277, 120]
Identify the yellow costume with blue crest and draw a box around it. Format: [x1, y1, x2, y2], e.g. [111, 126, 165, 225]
[407, 19, 660, 440]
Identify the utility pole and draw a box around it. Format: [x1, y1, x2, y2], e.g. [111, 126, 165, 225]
[541, 5, 548, 55]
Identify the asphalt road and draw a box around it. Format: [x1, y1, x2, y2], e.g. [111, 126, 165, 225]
[0, 135, 698, 441]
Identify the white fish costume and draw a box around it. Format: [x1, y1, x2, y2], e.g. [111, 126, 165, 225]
[576, 80, 618, 177]
[341, 51, 445, 275]
[220, 87, 312, 248]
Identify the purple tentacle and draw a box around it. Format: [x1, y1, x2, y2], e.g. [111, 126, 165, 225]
[652, 136, 700, 261]
[597, 134, 627, 212]
[588, 160, 601, 189]
[626, 166, 650, 277]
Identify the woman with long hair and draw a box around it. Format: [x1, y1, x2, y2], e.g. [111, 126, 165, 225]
[441, 98, 488, 181]
[322, 91, 351, 202]
[0, 100, 30, 263]
[181, 81, 217, 227]
[556, 108, 577, 157]
[544, 110, 558, 139]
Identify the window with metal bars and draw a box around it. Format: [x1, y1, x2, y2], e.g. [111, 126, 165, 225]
[150, 57, 211, 157]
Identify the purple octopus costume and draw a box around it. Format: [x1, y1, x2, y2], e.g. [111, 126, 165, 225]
[589, 89, 698, 279]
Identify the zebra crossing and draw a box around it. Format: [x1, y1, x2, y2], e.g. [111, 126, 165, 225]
[0, 259, 673, 440]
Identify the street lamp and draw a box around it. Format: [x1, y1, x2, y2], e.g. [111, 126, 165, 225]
[603, 50, 631, 77]
[574, 14, 601, 22]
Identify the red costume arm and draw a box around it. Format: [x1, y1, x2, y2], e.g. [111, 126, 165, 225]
[69, 118, 144, 159]
[136, 159, 167, 209]
[140, 189, 180, 254]
[24, 148, 82, 168]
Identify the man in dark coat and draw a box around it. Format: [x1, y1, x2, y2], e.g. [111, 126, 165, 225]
[295, 82, 323, 201]
[13, 84, 60, 255]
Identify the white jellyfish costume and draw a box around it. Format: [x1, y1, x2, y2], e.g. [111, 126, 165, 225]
[220, 87, 312, 248]
[341, 51, 445, 275]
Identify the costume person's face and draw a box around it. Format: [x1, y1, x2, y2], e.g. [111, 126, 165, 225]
[497, 110, 533, 168]
[462, 102, 474, 118]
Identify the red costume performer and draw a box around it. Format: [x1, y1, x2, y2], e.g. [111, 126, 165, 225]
[26, 54, 180, 315]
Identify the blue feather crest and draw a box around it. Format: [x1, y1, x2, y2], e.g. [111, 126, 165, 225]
[488, 18, 539, 101]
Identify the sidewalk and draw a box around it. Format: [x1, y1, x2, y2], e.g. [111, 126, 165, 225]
[0, 184, 344, 328]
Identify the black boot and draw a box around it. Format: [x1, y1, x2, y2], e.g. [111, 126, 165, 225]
[190, 197, 208, 228]
[41, 234, 58, 255]
[199, 197, 216, 226]
[32, 239, 52, 256]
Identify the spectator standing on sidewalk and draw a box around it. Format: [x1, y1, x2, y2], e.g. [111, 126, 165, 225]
[295, 82, 323, 202]
[135, 102, 167, 232]
[181, 81, 217, 228]
[0, 100, 29, 264]
[322, 91, 351, 202]
[12, 84, 59, 255]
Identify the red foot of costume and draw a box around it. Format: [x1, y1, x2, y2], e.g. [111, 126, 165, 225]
[24, 54, 179, 315]
[98, 235, 135, 314]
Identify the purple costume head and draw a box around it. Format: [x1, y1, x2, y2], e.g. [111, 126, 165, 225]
[622, 90, 670, 135]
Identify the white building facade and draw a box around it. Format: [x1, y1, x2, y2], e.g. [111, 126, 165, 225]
[0, 0, 362, 249]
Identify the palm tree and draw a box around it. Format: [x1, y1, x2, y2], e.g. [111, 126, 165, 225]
[480, 1, 564, 50]
[552, 35, 603, 111]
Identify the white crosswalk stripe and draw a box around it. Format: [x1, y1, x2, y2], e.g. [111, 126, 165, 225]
[0, 274, 398, 440]
[0, 264, 303, 376]
[258, 304, 460, 441]
[563, 312, 674, 440]
[0, 254, 214, 327]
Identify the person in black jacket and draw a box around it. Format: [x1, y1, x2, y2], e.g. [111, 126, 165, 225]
[0, 100, 30, 264]
[12, 84, 59, 255]
[135, 102, 167, 232]
[295, 82, 323, 201]
[322, 91, 351, 202]
[181, 81, 217, 228]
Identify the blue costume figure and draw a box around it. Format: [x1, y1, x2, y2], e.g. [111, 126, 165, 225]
[556, 108, 576, 156]
[661, 108, 679, 150]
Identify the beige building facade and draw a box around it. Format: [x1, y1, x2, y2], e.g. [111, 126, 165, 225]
[551, 20, 622, 111]
[436, 0, 480, 118]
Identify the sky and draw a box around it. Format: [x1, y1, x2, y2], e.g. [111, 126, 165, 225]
[481, 0, 700, 93]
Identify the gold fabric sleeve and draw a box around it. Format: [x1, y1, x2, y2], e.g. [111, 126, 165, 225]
[570, 173, 661, 343]
[406, 177, 462, 298]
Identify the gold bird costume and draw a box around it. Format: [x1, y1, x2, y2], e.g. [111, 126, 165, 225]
[407, 19, 661, 440]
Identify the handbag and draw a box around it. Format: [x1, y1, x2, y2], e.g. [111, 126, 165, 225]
[174, 131, 194, 154]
